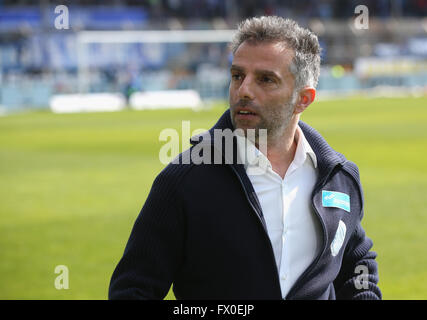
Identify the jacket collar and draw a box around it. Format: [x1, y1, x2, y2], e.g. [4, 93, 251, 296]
[297, 121, 347, 179]
[190, 109, 347, 177]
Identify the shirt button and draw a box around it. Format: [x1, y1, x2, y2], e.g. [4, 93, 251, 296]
[281, 274, 287, 281]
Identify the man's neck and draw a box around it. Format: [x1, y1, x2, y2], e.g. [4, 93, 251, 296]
[264, 116, 300, 179]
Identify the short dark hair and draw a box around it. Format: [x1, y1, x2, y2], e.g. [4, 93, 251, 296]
[230, 16, 321, 90]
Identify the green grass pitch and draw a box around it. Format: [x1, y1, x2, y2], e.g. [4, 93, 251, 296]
[1, 96, 426, 299]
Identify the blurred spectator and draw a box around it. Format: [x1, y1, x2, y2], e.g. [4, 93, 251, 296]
[0, 0, 426, 109]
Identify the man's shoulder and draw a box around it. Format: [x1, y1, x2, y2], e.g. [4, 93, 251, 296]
[156, 148, 196, 183]
[298, 120, 347, 165]
[341, 160, 361, 182]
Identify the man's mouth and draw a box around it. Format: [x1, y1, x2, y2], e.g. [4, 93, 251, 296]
[235, 107, 258, 118]
[237, 110, 257, 115]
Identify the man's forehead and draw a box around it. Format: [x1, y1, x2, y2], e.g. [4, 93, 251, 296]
[232, 40, 295, 72]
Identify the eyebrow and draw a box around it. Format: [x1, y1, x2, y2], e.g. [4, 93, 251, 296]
[230, 64, 282, 81]
[230, 65, 244, 73]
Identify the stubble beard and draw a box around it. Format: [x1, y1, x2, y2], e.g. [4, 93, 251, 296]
[230, 97, 296, 147]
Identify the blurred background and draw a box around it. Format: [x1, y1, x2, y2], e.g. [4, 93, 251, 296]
[0, 0, 426, 111]
[0, 0, 426, 300]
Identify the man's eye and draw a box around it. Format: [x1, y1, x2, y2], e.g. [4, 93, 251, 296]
[231, 74, 242, 81]
[261, 76, 274, 83]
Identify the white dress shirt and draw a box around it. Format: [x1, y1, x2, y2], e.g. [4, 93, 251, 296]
[235, 126, 322, 299]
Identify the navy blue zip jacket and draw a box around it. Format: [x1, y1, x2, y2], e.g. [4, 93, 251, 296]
[109, 109, 381, 300]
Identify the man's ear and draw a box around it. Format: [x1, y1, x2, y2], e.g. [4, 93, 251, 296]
[294, 87, 316, 115]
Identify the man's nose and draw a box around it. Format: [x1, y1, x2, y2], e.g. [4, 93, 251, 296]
[238, 76, 255, 100]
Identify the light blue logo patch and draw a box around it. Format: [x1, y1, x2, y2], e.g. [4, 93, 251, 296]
[322, 190, 350, 212]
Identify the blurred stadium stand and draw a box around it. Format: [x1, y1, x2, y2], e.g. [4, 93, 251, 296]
[0, 0, 426, 111]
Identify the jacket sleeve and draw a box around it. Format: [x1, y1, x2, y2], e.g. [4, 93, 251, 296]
[333, 162, 382, 300]
[108, 168, 185, 299]
[333, 222, 382, 299]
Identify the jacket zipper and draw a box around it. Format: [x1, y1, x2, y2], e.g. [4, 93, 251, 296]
[285, 163, 342, 299]
[229, 164, 282, 297]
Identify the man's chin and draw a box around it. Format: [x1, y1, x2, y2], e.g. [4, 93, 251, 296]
[233, 123, 256, 135]
[234, 123, 267, 140]
[232, 116, 258, 130]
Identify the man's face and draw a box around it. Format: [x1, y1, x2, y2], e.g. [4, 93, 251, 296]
[229, 41, 297, 141]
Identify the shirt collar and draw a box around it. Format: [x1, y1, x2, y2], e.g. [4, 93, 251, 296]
[235, 125, 318, 170]
[295, 125, 318, 169]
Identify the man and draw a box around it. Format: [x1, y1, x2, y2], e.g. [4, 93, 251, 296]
[109, 16, 381, 300]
